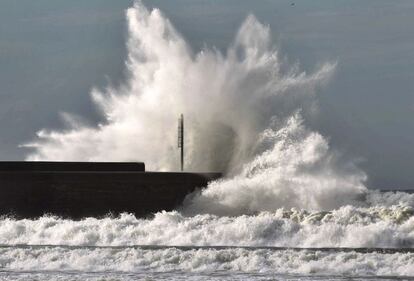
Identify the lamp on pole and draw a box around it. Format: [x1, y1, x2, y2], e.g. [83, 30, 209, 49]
[178, 114, 184, 171]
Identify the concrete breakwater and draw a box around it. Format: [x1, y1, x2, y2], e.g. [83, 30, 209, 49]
[0, 162, 221, 218]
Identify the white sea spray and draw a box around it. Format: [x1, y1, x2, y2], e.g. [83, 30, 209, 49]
[24, 2, 370, 213]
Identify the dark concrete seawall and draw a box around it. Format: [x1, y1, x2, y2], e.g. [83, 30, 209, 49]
[0, 162, 221, 218]
[0, 161, 145, 172]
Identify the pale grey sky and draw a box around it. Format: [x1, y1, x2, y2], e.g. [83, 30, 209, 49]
[0, 0, 413, 189]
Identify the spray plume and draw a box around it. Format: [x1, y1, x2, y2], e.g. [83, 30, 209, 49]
[26, 1, 367, 213]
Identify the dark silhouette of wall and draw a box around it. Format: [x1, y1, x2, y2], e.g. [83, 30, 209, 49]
[0, 162, 220, 218]
[0, 161, 145, 172]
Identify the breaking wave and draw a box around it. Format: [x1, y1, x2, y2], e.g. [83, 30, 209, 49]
[1, 200, 414, 278]
[1, 203, 413, 248]
[1, 246, 414, 277]
[23, 1, 372, 213]
[184, 114, 368, 215]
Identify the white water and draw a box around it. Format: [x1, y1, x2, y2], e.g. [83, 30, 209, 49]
[184, 114, 368, 215]
[11, 1, 414, 279]
[27, 6, 336, 177]
[1, 203, 414, 279]
[24, 1, 368, 214]
[1, 246, 414, 276]
[0, 204, 414, 248]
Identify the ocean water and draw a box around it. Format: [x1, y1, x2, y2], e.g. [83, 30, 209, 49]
[10, 1, 414, 280]
[1, 193, 414, 280]
[0, 247, 413, 280]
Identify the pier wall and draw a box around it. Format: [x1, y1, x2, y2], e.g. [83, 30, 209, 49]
[0, 162, 220, 218]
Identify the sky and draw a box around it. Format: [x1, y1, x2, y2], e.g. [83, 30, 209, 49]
[0, 0, 413, 189]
